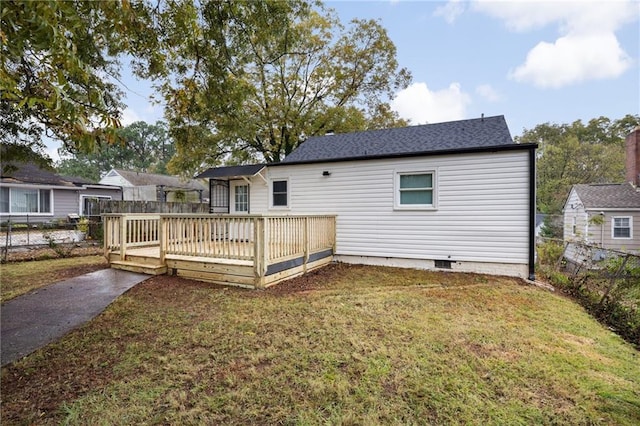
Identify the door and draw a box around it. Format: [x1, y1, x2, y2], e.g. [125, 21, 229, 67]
[230, 181, 249, 214]
[229, 181, 251, 242]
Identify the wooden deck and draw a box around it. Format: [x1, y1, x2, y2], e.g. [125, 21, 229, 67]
[104, 214, 336, 289]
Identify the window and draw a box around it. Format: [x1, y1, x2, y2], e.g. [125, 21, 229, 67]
[272, 180, 288, 207]
[0, 187, 52, 214]
[396, 172, 435, 209]
[612, 217, 631, 239]
[572, 216, 577, 236]
[0, 187, 8, 213]
[234, 185, 249, 212]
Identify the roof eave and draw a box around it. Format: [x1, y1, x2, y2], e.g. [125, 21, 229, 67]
[271, 143, 537, 167]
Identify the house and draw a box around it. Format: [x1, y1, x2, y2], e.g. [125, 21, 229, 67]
[197, 115, 537, 280]
[563, 183, 640, 253]
[99, 169, 208, 203]
[0, 163, 122, 224]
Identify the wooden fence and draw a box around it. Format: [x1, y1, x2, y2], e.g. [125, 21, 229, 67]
[89, 200, 209, 215]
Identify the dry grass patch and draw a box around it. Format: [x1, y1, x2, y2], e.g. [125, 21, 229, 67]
[2, 263, 639, 425]
[0, 255, 108, 302]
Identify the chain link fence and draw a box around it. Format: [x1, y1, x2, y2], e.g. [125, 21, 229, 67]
[537, 237, 640, 346]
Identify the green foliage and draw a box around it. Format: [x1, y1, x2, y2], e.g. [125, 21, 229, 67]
[1, 0, 156, 161]
[540, 215, 563, 239]
[136, 1, 411, 175]
[536, 240, 564, 266]
[77, 218, 89, 234]
[517, 115, 640, 214]
[42, 233, 72, 258]
[56, 121, 175, 181]
[3, 266, 640, 424]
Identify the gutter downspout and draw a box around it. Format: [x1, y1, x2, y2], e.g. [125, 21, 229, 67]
[528, 145, 536, 281]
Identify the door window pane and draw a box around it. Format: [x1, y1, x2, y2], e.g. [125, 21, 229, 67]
[235, 185, 248, 212]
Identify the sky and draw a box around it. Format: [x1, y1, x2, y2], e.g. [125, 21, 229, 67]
[49, 0, 640, 161]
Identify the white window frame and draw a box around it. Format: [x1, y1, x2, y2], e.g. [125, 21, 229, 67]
[394, 170, 437, 211]
[0, 185, 54, 216]
[611, 216, 632, 240]
[571, 216, 577, 236]
[270, 178, 290, 210]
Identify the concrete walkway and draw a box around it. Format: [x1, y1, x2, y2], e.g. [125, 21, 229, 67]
[1, 269, 149, 366]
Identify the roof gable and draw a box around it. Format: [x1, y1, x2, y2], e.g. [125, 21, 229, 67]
[281, 115, 518, 164]
[111, 169, 206, 191]
[573, 183, 640, 209]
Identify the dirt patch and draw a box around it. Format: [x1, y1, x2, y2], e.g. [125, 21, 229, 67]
[2, 243, 103, 263]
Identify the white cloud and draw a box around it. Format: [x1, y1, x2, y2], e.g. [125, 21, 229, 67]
[475, 84, 503, 102]
[509, 32, 632, 88]
[473, 0, 637, 33]
[391, 82, 471, 124]
[471, 0, 639, 88]
[121, 107, 142, 126]
[433, 0, 466, 24]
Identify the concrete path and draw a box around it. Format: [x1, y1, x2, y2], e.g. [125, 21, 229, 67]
[1, 269, 149, 366]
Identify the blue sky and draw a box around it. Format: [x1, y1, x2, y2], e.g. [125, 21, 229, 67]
[51, 0, 640, 160]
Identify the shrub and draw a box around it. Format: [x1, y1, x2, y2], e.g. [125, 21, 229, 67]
[536, 240, 564, 266]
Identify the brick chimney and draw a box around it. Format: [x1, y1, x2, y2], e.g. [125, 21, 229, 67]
[626, 126, 640, 186]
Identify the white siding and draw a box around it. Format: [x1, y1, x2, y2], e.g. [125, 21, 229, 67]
[99, 171, 132, 187]
[249, 150, 531, 269]
[563, 189, 589, 243]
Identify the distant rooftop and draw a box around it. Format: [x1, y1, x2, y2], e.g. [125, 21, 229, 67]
[573, 183, 640, 209]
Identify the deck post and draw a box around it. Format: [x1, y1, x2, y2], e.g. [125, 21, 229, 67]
[253, 217, 267, 289]
[303, 217, 309, 273]
[158, 216, 166, 265]
[119, 215, 127, 261]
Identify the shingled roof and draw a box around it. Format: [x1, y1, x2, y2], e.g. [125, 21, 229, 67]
[113, 169, 206, 191]
[0, 163, 76, 187]
[196, 164, 265, 179]
[280, 115, 520, 165]
[573, 183, 640, 209]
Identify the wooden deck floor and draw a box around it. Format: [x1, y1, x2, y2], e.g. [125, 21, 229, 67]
[109, 244, 333, 289]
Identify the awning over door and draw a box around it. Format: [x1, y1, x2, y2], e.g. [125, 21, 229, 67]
[196, 164, 266, 180]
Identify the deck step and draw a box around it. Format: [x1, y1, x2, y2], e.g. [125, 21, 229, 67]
[110, 261, 167, 275]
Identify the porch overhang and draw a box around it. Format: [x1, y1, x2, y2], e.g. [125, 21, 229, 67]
[196, 164, 266, 181]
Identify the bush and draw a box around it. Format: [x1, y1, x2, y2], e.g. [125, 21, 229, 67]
[536, 240, 564, 266]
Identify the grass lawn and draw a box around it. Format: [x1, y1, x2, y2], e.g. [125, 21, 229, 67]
[0, 256, 108, 302]
[2, 263, 639, 425]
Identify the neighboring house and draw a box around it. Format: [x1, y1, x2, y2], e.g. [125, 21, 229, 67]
[535, 213, 546, 237]
[0, 163, 122, 223]
[198, 116, 537, 279]
[99, 169, 208, 202]
[563, 183, 640, 253]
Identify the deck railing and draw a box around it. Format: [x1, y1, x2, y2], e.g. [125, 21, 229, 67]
[103, 214, 336, 270]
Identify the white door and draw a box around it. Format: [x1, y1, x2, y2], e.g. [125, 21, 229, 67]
[230, 182, 249, 214]
[229, 182, 251, 242]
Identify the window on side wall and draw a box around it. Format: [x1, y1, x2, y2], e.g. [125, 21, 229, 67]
[271, 179, 288, 208]
[395, 171, 436, 210]
[1, 187, 52, 214]
[612, 217, 631, 239]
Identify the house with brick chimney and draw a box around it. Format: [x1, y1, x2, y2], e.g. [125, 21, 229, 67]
[563, 127, 640, 254]
[626, 125, 640, 187]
